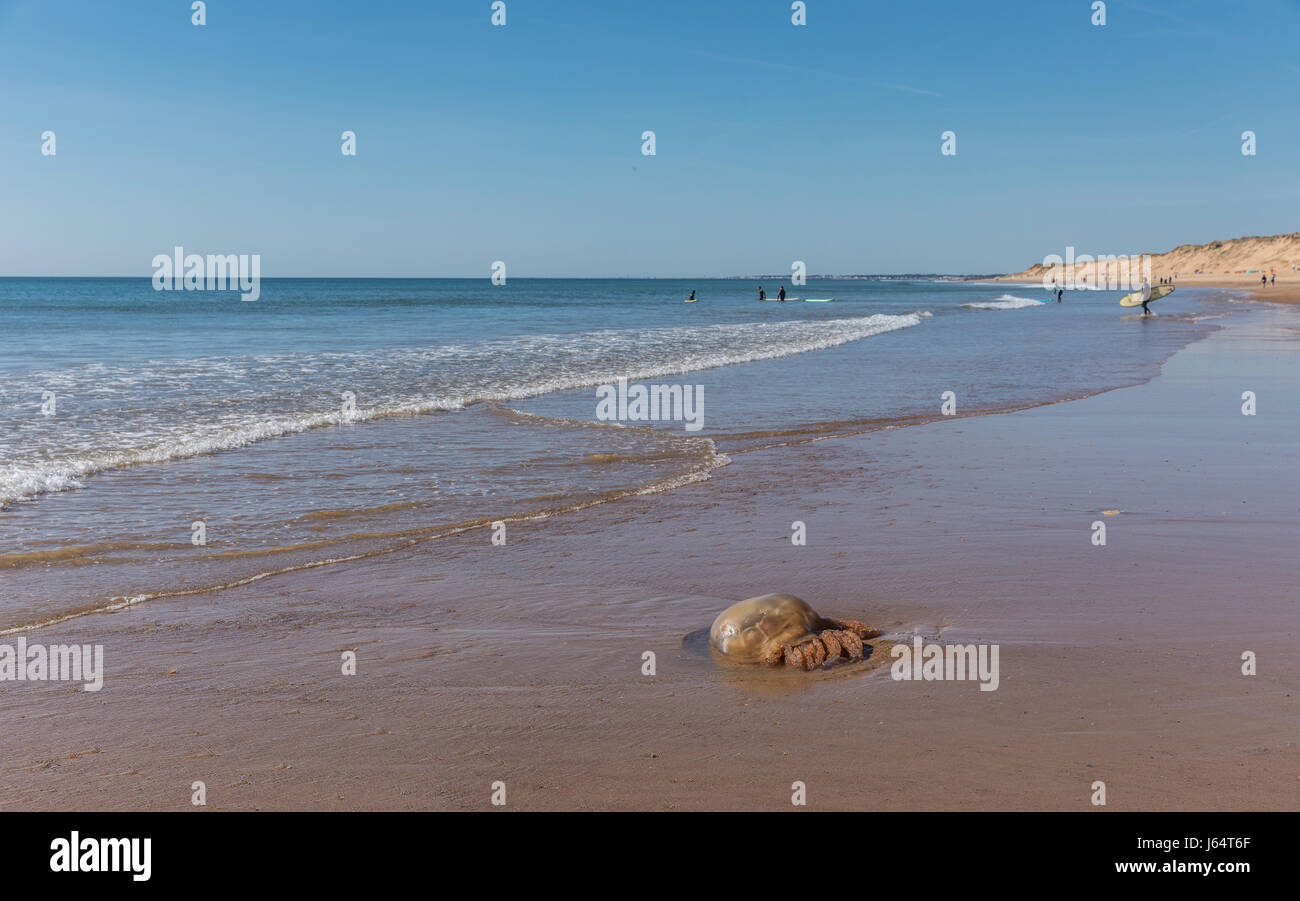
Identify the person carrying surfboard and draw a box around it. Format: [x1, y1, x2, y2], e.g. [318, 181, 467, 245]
[1140, 277, 1153, 316]
[778, 285, 786, 301]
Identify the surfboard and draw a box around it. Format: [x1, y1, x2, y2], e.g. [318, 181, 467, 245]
[1118, 285, 1174, 307]
[684, 298, 698, 303]
[761, 297, 800, 301]
[804, 298, 833, 302]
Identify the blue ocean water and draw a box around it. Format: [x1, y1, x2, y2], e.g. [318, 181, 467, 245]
[0, 277, 1223, 630]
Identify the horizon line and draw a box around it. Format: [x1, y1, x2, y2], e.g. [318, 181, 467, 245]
[0, 273, 1010, 280]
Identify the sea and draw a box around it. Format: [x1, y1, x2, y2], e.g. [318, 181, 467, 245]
[0, 277, 1227, 632]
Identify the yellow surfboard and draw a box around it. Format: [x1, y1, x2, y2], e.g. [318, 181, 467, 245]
[1119, 285, 1174, 307]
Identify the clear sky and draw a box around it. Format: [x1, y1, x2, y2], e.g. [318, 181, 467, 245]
[1, 0, 1297, 277]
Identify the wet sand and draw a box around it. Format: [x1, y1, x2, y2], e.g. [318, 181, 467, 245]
[1180, 276, 1300, 305]
[1001, 273, 1300, 305]
[2, 302, 1297, 811]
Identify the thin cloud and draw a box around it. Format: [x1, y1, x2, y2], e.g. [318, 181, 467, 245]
[1128, 2, 1240, 39]
[692, 50, 944, 98]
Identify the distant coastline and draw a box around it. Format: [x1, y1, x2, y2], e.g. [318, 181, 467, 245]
[994, 231, 1300, 303]
[727, 274, 1004, 281]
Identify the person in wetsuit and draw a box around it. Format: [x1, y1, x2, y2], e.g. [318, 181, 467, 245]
[778, 285, 786, 301]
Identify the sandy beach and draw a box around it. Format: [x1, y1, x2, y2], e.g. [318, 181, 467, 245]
[1176, 276, 1300, 305]
[998, 232, 1300, 303]
[1003, 275, 1300, 306]
[3, 294, 1295, 812]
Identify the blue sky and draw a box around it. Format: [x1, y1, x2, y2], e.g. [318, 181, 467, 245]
[1, 0, 1297, 276]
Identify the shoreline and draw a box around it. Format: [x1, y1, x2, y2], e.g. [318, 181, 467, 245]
[2, 298, 1297, 811]
[1, 368, 1196, 639]
[995, 274, 1300, 305]
[3, 285, 1213, 638]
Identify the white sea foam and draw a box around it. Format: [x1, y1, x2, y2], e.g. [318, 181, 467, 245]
[962, 294, 1047, 310]
[0, 313, 925, 505]
[0, 437, 736, 635]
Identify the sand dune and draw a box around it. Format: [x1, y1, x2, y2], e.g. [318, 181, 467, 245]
[1000, 232, 1300, 301]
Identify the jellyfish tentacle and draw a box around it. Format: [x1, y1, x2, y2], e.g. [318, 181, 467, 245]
[827, 629, 864, 660]
[819, 631, 843, 660]
[754, 613, 877, 668]
[825, 618, 882, 640]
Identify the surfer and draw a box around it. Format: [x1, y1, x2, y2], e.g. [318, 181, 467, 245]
[1056, 287, 1063, 303]
[688, 290, 696, 301]
[1140, 277, 1153, 316]
[778, 285, 786, 301]
[759, 286, 766, 301]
